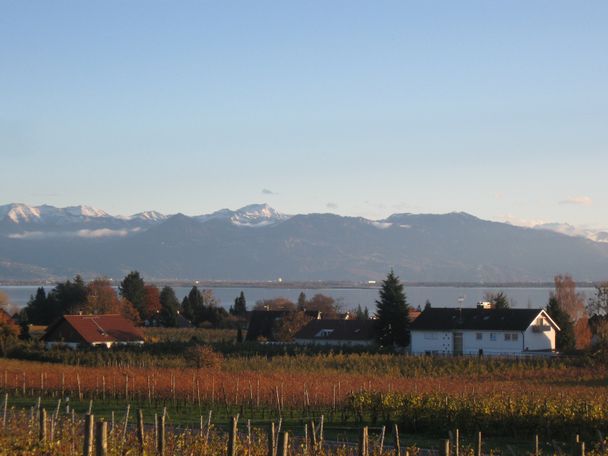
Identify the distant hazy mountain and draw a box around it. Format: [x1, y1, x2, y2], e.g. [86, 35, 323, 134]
[1, 203, 608, 282]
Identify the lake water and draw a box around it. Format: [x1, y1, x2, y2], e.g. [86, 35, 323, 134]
[0, 284, 596, 312]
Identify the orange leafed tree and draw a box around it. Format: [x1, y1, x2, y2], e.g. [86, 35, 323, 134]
[84, 278, 139, 322]
[554, 274, 592, 349]
[142, 284, 161, 321]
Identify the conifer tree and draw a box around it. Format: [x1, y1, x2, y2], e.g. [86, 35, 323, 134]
[297, 292, 307, 310]
[159, 286, 179, 327]
[375, 270, 410, 347]
[119, 271, 146, 319]
[231, 291, 247, 316]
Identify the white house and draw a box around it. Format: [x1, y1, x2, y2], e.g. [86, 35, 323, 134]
[409, 307, 560, 356]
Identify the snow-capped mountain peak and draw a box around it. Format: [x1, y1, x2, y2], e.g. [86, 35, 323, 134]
[0, 203, 42, 223]
[0, 203, 110, 224]
[195, 203, 289, 226]
[63, 205, 109, 218]
[131, 211, 168, 222]
[231, 203, 288, 226]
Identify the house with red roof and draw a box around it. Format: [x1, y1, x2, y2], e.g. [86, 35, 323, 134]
[42, 314, 144, 349]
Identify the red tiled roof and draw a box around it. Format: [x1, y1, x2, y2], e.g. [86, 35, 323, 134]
[44, 314, 144, 344]
[0, 309, 16, 326]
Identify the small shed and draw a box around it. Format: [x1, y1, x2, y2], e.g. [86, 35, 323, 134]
[42, 314, 144, 349]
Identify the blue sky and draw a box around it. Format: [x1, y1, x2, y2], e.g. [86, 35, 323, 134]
[1, 1, 607, 227]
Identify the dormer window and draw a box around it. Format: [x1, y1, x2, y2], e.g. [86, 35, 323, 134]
[315, 329, 334, 338]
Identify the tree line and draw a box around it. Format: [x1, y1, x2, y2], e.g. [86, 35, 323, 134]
[18, 272, 250, 329]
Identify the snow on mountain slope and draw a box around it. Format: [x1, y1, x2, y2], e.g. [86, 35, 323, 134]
[534, 222, 608, 243]
[0, 203, 112, 224]
[130, 211, 168, 222]
[196, 203, 290, 226]
[0, 203, 43, 223]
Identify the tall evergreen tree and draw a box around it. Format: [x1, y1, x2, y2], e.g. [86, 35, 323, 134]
[51, 275, 87, 316]
[25, 276, 87, 324]
[297, 292, 307, 310]
[375, 270, 410, 347]
[119, 271, 146, 319]
[23, 287, 48, 324]
[181, 286, 203, 323]
[546, 295, 575, 352]
[159, 286, 179, 327]
[231, 291, 247, 316]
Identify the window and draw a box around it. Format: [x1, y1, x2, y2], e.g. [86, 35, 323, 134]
[424, 333, 438, 340]
[504, 333, 511, 341]
[512, 333, 519, 341]
[490, 333, 496, 341]
[315, 329, 334, 338]
[476, 333, 482, 340]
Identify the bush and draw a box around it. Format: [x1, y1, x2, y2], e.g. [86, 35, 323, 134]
[185, 345, 224, 369]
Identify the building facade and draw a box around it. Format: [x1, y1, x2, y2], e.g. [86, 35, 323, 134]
[410, 307, 559, 356]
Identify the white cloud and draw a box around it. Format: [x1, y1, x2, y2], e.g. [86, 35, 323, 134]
[8, 228, 140, 240]
[369, 221, 392, 229]
[559, 196, 593, 206]
[76, 228, 137, 238]
[326, 202, 338, 210]
[261, 188, 277, 195]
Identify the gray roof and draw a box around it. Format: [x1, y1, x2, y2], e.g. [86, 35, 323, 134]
[409, 308, 551, 332]
[294, 319, 376, 341]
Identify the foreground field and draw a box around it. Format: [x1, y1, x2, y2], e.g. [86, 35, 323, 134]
[1, 354, 607, 449]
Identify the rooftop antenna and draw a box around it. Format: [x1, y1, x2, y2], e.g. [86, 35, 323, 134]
[457, 296, 464, 324]
[457, 296, 465, 309]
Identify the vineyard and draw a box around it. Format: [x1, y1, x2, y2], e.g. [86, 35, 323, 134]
[0, 354, 607, 454]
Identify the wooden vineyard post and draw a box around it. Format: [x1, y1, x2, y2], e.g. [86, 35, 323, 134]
[475, 431, 482, 456]
[122, 404, 130, 446]
[95, 420, 108, 456]
[39, 408, 47, 443]
[228, 416, 238, 456]
[455, 428, 460, 456]
[84, 414, 94, 456]
[441, 439, 450, 456]
[137, 409, 145, 454]
[205, 410, 213, 446]
[2, 393, 7, 429]
[309, 420, 317, 452]
[534, 434, 539, 456]
[153, 413, 157, 450]
[358, 426, 369, 456]
[247, 419, 252, 456]
[278, 431, 289, 456]
[267, 422, 276, 456]
[579, 441, 585, 456]
[393, 424, 401, 456]
[156, 414, 166, 456]
[378, 425, 385, 454]
[319, 415, 324, 449]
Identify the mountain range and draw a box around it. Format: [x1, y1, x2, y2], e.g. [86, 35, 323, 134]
[1, 202, 607, 282]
